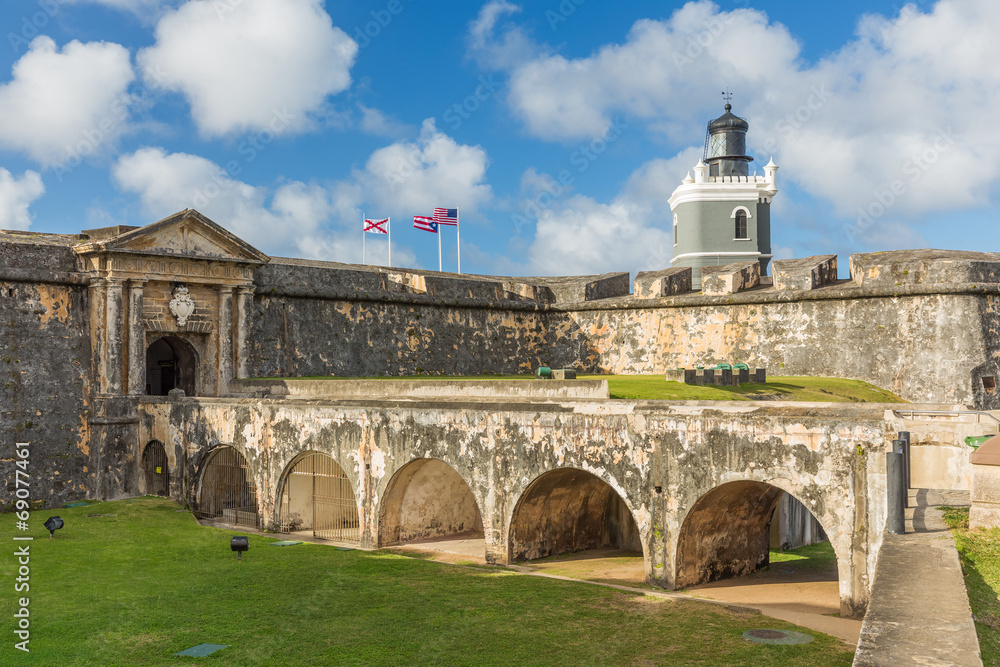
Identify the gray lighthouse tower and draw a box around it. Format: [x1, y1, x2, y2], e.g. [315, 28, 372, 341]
[668, 101, 778, 288]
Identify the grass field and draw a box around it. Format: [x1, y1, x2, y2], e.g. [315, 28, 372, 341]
[1, 498, 855, 666]
[941, 506, 1000, 665]
[255, 374, 905, 403]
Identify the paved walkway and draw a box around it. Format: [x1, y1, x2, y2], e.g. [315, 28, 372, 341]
[854, 489, 982, 666]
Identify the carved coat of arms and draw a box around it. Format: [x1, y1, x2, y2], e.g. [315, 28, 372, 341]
[169, 284, 196, 327]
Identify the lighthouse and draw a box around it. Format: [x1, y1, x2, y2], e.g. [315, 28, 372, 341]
[668, 100, 777, 288]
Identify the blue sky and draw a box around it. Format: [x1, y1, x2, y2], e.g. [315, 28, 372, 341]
[0, 0, 989, 277]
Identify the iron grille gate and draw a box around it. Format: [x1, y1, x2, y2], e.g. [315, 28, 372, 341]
[142, 441, 169, 496]
[279, 453, 360, 543]
[198, 446, 259, 529]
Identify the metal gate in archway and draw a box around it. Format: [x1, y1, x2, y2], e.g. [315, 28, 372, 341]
[278, 453, 360, 543]
[142, 441, 169, 496]
[198, 446, 259, 529]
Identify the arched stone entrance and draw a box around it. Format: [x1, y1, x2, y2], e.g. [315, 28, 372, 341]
[141, 440, 169, 496]
[277, 452, 360, 543]
[674, 480, 836, 588]
[509, 468, 640, 562]
[197, 446, 259, 528]
[378, 458, 483, 547]
[145, 335, 198, 396]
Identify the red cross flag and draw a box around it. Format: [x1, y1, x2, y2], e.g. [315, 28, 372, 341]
[364, 218, 389, 234]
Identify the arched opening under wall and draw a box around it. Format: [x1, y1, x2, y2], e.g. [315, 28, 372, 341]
[141, 440, 169, 497]
[378, 459, 484, 557]
[277, 452, 360, 543]
[509, 468, 643, 585]
[196, 446, 259, 529]
[145, 336, 198, 396]
[676, 481, 843, 628]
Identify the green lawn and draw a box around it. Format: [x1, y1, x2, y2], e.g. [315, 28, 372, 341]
[252, 374, 904, 403]
[941, 506, 1000, 665]
[769, 541, 838, 573]
[1, 498, 855, 666]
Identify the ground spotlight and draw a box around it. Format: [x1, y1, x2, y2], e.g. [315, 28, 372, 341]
[231, 536, 249, 561]
[44, 516, 64, 538]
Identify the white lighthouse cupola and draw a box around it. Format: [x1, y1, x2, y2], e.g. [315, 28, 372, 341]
[668, 99, 778, 288]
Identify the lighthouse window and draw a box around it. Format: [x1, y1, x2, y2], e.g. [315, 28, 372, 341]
[710, 134, 727, 157]
[735, 210, 748, 239]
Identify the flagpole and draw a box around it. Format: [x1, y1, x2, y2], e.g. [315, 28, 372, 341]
[456, 211, 461, 274]
[362, 211, 366, 265]
[437, 225, 442, 272]
[387, 217, 392, 268]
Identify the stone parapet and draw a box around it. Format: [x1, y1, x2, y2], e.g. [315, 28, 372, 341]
[634, 267, 692, 298]
[772, 255, 838, 291]
[700, 261, 760, 295]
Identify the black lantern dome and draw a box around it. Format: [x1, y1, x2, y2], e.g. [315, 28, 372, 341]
[704, 102, 753, 177]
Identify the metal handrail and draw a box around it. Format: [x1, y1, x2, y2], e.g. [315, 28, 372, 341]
[893, 409, 1000, 428]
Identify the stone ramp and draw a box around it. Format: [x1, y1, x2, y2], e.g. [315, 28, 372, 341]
[854, 489, 982, 666]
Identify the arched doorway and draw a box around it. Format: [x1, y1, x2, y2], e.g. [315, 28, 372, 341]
[197, 446, 259, 528]
[145, 336, 197, 396]
[379, 458, 483, 546]
[509, 468, 641, 562]
[674, 480, 844, 622]
[675, 480, 834, 587]
[141, 440, 169, 496]
[278, 453, 360, 543]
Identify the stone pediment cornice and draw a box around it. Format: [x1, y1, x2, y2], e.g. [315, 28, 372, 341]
[73, 209, 269, 265]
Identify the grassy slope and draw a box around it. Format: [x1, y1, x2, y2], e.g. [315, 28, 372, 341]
[253, 374, 905, 403]
[1, 498, 854, 666]
[941, 506, 1000, 665]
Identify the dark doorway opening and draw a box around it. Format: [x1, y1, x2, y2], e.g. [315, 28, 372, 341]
[146, 336, 197, 396]
[142, 440, 169, 496]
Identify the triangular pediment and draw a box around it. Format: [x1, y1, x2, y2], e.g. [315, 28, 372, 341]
[78, 209, 269, 264]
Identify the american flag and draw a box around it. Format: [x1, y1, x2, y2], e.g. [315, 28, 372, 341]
[413, 215, 438, 233]
[432, 208, 458, 226]
[364, 218, 388, 234]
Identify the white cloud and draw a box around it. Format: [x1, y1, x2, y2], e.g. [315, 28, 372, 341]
[358, 105, 412, 138]
[354, 118, 493, 214]
[470, 0, 1000, 220]
[467, 1, 538, 70]
[112, 121, 491, 266]
[0, 169, 45, 231]
[0, 36, 134, 166]
[113, 147, 329, 257]
[138, 0, 357, 137]
[499, 150, 691, 276]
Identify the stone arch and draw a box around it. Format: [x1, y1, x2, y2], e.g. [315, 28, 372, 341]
[673, 479, 845, 590]
[141, 440, 169, 497]
[378, 458, 483, 546]
[145, 334, 198, 396]
[508, 467, 641, 562]
[276, 451, 360, 543]
[196, 445, 259, 528]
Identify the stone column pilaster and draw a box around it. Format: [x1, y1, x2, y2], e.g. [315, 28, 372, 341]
[105, 278, 125, 395]
[88, 279, 109, 394]
[126, 280, 147, 395]
[235, 286, 255, 379]
[217, 286, 234, 395]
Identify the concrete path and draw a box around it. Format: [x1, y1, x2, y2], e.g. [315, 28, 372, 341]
[854, 489, 982, 666]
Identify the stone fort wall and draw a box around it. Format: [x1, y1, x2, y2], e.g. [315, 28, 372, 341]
[1, 223, 998, 509]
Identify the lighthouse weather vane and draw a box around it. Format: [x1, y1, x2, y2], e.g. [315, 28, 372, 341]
[722, 90, 733, 105]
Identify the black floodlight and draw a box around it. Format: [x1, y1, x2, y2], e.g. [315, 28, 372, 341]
[44, 516, 64, 538]
[231, 536, 249, 561]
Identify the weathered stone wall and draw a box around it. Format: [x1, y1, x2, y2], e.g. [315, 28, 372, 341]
[138, 392, 896, 616]
[249, 289, 552, 378]
[250, 252, 1000, 410]
[0, 237, 92, 509]
[553, 292, 998, 408]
